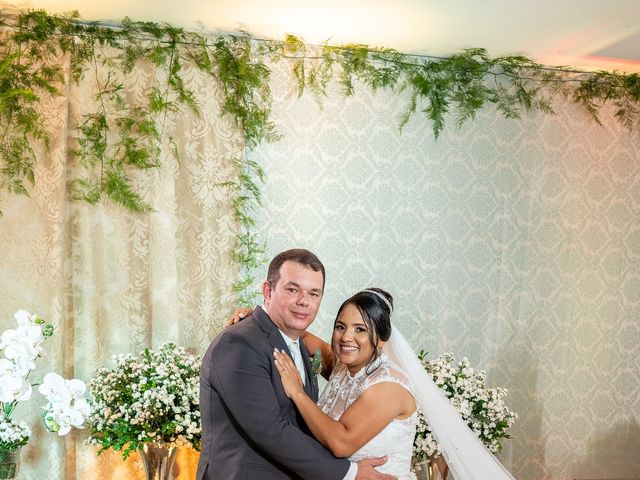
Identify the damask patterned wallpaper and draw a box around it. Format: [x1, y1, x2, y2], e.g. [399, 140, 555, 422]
[250, 61, 640, 479]
[0, 40, 637, 479]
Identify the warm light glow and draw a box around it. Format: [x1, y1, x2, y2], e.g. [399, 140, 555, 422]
[535, 14, 640, 72]
[574, 55, 640, 72]
[5, 0, 640, 72]
[199, 0, 433, 51]
[7, 0, 436, 52]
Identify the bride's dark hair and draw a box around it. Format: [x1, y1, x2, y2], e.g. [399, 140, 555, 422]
[335, 287, 393, 369]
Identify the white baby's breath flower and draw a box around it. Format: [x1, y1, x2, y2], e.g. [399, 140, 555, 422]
[86, 342, 201, 459]
[412, 351, 517, 468]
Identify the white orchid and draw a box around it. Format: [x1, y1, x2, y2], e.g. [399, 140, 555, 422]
[43, 400, 89, 436]
[0, 310, 90, 449]
[39, 373, 91, 435]
[13, 310, 38, 327]
[67, 379, 88, 401]
[0, 316, 45, 376]
[38, 372, 72, 403]
[0, 359, 32, 403]
[0, 358, 18, 376]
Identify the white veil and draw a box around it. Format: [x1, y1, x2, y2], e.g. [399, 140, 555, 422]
[384, 325, 516, 480]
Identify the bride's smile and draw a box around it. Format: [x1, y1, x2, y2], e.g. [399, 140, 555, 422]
[332, 303, 381, 374]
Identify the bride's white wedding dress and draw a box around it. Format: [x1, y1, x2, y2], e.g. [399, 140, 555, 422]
[317, 354, 418, 480]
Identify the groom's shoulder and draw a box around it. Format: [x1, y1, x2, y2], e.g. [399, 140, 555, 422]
[211, 311, 267, 349]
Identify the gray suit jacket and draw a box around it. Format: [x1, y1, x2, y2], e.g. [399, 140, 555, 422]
[197, 306, 350, 479]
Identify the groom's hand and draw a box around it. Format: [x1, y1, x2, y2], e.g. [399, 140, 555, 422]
[355, 456, 397, 479]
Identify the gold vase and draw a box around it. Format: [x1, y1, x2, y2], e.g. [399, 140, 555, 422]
[413, 456, 449, 480]
[0, 447, 21, 480]
[138, 443, 178, 480]
[413, 459, 432, 480]
[429, 455, 450, 480]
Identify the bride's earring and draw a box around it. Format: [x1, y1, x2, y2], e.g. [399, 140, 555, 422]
[365, 355, 382, 375]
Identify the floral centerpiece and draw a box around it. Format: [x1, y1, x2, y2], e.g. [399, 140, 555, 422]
[86, 342, 201, 461]
[0, 310, 90, 478]
[412, 351, 517, 470]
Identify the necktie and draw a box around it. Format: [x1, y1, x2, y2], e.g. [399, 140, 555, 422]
[289, 341, 306, 386]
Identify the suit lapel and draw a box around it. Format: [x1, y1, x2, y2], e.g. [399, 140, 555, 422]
[252, 306, 318, 400]
[252, 306, 289, 351]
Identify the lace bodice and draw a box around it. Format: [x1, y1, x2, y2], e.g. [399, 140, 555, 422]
[317, 355, 417, 480]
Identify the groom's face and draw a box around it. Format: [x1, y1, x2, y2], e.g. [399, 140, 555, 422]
[263, 260, 324, 338]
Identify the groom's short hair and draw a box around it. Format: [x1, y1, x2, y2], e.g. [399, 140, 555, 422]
[267, 249, 326, 289]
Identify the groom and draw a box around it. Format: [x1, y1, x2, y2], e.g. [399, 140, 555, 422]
[197, 248, 394, 479]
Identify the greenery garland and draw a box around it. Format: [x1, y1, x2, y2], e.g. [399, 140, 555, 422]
[0, 11, 275, 304]
[1, 9, 639, 304]
[281, 36, 640, 137]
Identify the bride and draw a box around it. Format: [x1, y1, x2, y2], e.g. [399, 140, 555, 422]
[274, 288, 418, 479]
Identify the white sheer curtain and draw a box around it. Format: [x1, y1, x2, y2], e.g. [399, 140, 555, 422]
[0, 45, 243, 479]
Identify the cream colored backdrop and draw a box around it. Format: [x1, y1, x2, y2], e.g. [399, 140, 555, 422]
[1, 37, 639, 480]
[0, 49, 242, 478]
[250, 61, 640, 480]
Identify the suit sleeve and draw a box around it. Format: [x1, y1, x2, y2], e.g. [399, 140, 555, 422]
[210, 331, 351, 480]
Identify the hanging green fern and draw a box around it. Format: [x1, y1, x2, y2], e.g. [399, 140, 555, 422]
[0, 13, 65, 209]
[202, 35, 278, 304]
[282, 39, 640, 138]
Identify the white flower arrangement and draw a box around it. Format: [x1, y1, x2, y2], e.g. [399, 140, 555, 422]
[0, 310, 90, 450]
[86, 342, 201, 460]
[413, 351, 517, 464]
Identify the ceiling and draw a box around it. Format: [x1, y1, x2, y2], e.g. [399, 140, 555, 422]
[5, 0, 640, 72]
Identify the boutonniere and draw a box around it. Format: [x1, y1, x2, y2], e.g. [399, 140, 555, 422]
[310, 348, 323, 381]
